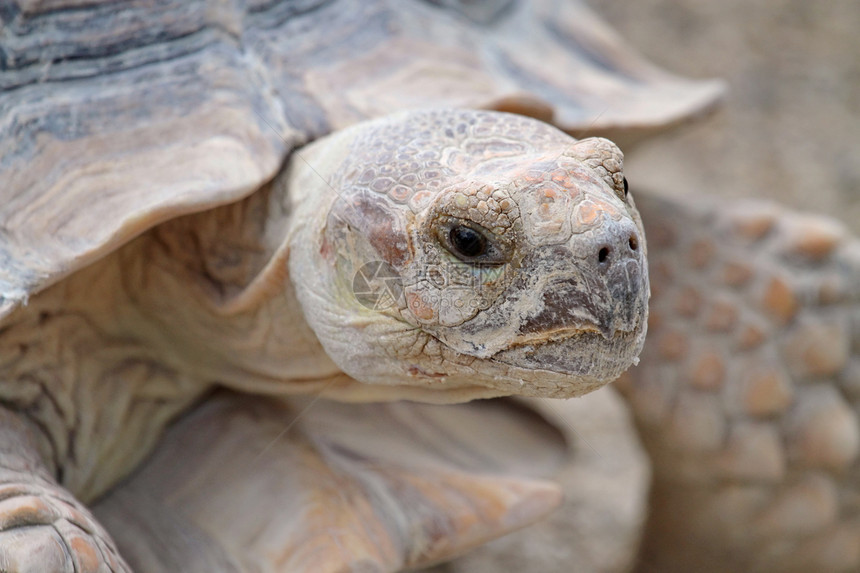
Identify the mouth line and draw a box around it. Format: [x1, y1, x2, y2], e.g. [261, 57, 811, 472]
[507, 324, 602, 347]
[506, 322, 640, 348]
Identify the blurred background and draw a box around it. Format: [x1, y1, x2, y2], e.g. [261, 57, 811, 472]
[594, 0, 860, 231]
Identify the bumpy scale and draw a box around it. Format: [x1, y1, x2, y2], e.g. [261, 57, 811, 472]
[619, 193, 860, 573]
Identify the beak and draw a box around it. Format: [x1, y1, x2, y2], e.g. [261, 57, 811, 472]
[490, 328, 643, 385]
[515, 270, 643, 344]
[488, 263, 647, 381]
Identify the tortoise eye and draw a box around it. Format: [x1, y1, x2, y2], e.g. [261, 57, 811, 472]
[623, 177, 629, 197]
[439, 221, 508, 264]
[449, 225, 488, 259]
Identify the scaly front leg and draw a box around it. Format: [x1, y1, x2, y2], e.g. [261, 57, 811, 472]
[0, 407, 129, 572]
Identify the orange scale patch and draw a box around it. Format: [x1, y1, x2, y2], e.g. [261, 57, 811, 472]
[407, 292, 436, 321]
[409, 190, 435, 211]
[576, 201, 600, 226]
[550, 169, 568, 183]
[575, 200, 622, 226]
[559, 183, 580, 199]
[538, 203, 555, 219]
[541, 187, 560, 201]
[568, 169, 592, 182]
[525, 170, 547, 183]
[567, 170, 605, 193]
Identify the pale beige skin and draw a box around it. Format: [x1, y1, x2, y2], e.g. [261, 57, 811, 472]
[7, 1, 859, 571]
[0, 110, 647, 570]
[0, 0, 682, 569]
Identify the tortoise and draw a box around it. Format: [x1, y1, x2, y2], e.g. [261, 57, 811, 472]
[2, 1, 860, 572]
[0, 0, 659, 570]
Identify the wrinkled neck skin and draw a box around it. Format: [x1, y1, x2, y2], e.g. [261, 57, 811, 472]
[0, 182, 342, 500]
[125, 188, 342, 397]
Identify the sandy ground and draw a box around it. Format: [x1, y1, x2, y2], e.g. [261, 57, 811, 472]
[594, 0, 860, 232]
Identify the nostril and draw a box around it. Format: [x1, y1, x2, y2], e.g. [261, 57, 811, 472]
[598, 247, 610, 264]
[629, 235, 639, 251]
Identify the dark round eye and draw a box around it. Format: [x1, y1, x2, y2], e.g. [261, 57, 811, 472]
[449, 225, 488, 259]
[623, 177, 629, 197]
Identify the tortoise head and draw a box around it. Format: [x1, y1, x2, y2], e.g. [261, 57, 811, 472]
[287, 109, 648, 400]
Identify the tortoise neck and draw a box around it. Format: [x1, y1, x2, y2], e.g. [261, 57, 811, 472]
[128, 184, 341, 394]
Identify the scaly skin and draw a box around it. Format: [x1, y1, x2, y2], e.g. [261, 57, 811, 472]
[0, 409, 130, 572]
[0, 109, 648, 570]
[619, 192, 860, 573]
[287, 109, 648, 401]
